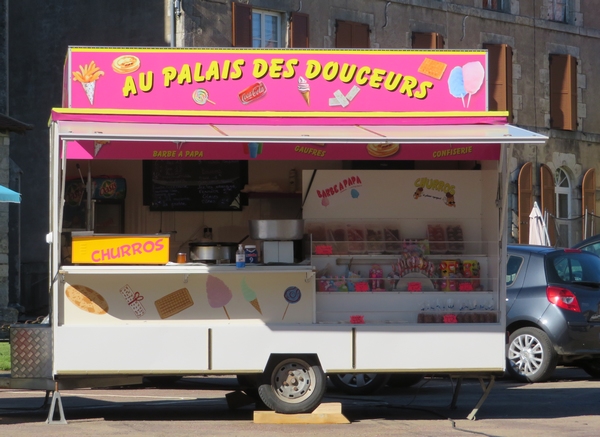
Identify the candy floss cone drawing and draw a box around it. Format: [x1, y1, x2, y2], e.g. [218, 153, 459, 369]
[241, 278, 262, 314]
[282, 286, 301, 320]
[206, 275, 233, 319]
[72, 61, 104, 105]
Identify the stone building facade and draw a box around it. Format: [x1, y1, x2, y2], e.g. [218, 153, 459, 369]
[6, 0, 600, 316]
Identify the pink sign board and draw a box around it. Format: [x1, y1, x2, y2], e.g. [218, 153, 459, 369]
[65, 47, 489, 116]
[66, 140, 500, 161]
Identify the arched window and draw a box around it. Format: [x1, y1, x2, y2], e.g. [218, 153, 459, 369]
[555, 168, 571, 218]
[554, 167, 572, 246]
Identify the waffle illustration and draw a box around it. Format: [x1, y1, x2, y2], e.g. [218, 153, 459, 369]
[154, 288, 194, 319]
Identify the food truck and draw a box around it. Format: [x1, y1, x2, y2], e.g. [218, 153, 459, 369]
[2, 47, 547, 422]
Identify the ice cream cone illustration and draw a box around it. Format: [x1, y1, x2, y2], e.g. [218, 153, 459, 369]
[73, 61, 104, 106]
[94, 140, 110, 157]
[241, 278, 262, 315]
[206, 275, 233, 319]
[298, 76, 310, 106]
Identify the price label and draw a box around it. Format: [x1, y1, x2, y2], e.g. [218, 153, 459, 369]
[407, 282, 422, 292]
[459, 282, 474, 291]
[314, 245, 333, 255]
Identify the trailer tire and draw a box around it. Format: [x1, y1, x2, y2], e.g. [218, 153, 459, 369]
[329, 373, 390, 395]
[258, 355, 326, 414]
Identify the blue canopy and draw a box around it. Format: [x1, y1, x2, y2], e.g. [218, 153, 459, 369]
[0, 185, 21, 203]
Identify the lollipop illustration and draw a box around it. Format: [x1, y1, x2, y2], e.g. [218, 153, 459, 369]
[206, 275, 233, 319]
[282, 286, 302, 320]
[192, 88, 216, 105]
[241, 278, 262, 315]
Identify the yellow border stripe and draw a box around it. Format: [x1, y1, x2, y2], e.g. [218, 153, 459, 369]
[69, 46, 487, 56]
[53, 107, 509, 118]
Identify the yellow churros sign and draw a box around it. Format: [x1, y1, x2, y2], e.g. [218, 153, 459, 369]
[72, 235, 169, 264]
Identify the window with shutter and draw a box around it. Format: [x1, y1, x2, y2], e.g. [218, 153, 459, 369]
[518, 162, 533, 244]
[549, 54, 577, 131]
[232, 2, 252, 47]
[541, 164, 557, 244]
[412, 32, 444, 49]
[290, 12, 309, 48]
[484, 43, 513, 121]
[336, 20, 369, 48]
[548, 0, 568, 22]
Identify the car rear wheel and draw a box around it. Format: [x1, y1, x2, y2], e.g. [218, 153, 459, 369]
[507, 327, 558, 383]
[329, 373, 390, 395]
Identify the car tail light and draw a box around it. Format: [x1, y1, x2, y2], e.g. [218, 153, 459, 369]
[546, 286, 581, 312]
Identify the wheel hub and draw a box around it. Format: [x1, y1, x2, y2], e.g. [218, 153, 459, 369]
[274, 363, 312, 400]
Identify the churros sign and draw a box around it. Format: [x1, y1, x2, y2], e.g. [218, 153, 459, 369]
[71, 234, 170, 264]
[65, 47, 488, 115]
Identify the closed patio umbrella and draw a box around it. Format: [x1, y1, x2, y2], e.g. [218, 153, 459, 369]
[0, 185, 21, 203]
[529, 201, 550, 246]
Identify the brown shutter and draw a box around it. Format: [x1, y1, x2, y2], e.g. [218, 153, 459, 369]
[550, 54, 577, 130]
[484, 43, 513, 122]
[336, 21, 369, 48]
[232, 2, 252, 47]
[540, 164, 557, 244]
[518, 162, 533, 244]
[290, 12, 309, 48]
[582, 168, 596, 237]
[412, 32, 444, 49]
[336, 21, 353, 48]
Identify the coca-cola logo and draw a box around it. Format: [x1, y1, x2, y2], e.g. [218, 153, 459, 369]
[239, 82, 267, 104]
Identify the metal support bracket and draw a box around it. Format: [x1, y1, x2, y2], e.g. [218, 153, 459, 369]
[450, 375, 495, 421]
[46, 390, 68, 425]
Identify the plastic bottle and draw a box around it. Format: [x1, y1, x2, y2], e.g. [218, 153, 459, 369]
[236, 244, 245, 268]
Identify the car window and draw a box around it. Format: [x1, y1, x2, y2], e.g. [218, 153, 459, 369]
[506, 255, 524, 286]
[579, 242, 600, 257]
[546, 252, 600, 284]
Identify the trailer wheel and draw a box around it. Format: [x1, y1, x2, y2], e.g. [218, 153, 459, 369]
[258, 356, 326, 414]
[329, 373, 390, 395]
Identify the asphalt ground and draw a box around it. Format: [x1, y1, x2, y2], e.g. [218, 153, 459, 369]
[1, 367, 599, 437]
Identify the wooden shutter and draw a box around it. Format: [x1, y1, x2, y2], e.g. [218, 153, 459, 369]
[540, 164, 557, 244]
[336, 21, 369, 48]
[550, 54, 577, 130]
[232, 2, 252, 47]
[582, 168, 596, 237]
[290, 12, 309, 48]
[412, 32, 444, 49]
[518, 162, 533, 244]
[484, 43, 513, 122]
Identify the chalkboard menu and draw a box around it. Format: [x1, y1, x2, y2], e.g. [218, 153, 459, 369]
[143, 161, 248, 211]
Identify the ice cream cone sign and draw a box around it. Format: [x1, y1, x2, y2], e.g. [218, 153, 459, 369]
[73, 61, 104, 105]
[298, 77, 310, 106]
[241, 278, 262, 315]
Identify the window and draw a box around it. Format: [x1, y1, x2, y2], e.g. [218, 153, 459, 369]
[483, 0, 506, 11]
[412, 32, 444, 49]
[506, 255, 524, 286]
[484, 43, 513, 121]
[336, 20, 369, 48]
[549, 54, 577, 131]
[253, 9, 282, 48]
[548, 0, 568, 23]
[232, 3, 309, 48]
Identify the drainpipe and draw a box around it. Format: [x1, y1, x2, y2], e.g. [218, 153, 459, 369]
[171, 0, 181, 48]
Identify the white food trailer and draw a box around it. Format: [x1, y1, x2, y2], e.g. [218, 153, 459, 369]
[1, 47, 547, 423]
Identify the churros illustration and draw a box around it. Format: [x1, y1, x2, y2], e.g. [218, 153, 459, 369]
[154, 288, 194, 319]
[111, 55, 141, 74]
[418, 58, 448, 80]
[367, 143, 400, 158]
[72, 61, 104, 105]
[65, 284, 108, 315]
